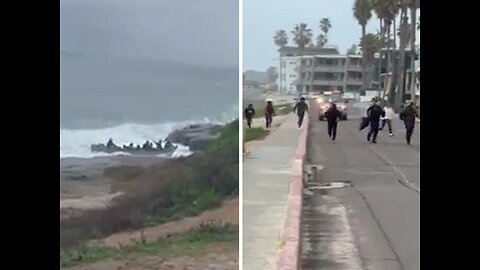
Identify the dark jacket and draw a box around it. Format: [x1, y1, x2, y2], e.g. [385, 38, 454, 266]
[325, 106, 341, 122]
[265, 104, 274, 115]
[367, 104, 385, 122]
[244, 108, 255, 119]
[293, 102, 309, 115]
[399, 106, 418, 126]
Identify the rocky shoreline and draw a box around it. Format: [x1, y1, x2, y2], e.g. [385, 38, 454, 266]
[60, 123, 225, 210]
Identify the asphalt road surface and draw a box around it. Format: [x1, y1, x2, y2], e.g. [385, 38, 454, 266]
[301, 101, 420, 270]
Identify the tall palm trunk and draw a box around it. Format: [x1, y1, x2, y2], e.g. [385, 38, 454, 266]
[382, 21, 390, 100]
[395, 3, 408, 106]
[361, 24, 368, 90]
[387, 17, 398, 106]
[410, 7, 417, 105]
[378, 19, 383, 92]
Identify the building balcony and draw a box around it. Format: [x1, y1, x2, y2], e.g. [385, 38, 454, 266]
[345, 79, 363, 86]
[295, 78, 363, 86]
[296, 64, 363, 73]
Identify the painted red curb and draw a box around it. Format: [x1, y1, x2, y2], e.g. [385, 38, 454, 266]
[294, 126, 308, 161]
[275, 122, 308, 270]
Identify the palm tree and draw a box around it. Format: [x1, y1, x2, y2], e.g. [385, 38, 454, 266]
[372, 0, 399, 101]
[353, 0, 373, 90]
[408, 0, 420, 105]
[292, 23, 312, 93]
[395, 0, 409, 106]
[274, 30, 288, 92]
[317, 34, 326, 47]
[397, 23, 412, 46]
[347, 44, 358, 55]
[319, 18, 332, 44]
[359, 33, 381, 87]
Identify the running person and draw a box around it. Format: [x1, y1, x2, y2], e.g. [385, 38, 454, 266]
[380, 103, 395, 137]
[293, 97, 309, 128]
[399, 103, 418, 144]
[244, 104, 255, 128]
[366, 99, 385, 143]
[265, 101, 274, 128]
[325, 103, 341, 141]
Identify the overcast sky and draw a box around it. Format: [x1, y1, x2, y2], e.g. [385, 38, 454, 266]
[243, 0, 379, 71]
[61, 0, 239, 67]
[244, 0, 420, 71]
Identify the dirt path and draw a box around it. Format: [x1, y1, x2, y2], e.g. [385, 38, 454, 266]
[90, 197, 239, 248]
[63, 197, 239, 270]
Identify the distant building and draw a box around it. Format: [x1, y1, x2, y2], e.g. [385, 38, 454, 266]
[277, 45, 418, 97]
[277, 45, 371, 94]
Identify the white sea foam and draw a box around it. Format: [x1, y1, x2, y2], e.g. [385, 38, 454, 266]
[60, 106, 238, 158]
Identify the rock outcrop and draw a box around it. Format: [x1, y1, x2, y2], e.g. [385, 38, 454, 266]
[166, 123, 223, 151]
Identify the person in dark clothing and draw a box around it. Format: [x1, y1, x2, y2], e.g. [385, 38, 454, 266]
[366, 100, 385, 143]
[155, 140, 163, 150]
[325, 103, 341, 141]
[265, 101, 275, 128]
[244, 104, 255, 128]
[293, 97, 309, 128]
[399, 103, 418, 144]
[107, 138, 115, 148]
[142, 140, 152, 150]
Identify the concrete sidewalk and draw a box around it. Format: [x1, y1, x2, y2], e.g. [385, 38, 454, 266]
[243, 113, 305, 270]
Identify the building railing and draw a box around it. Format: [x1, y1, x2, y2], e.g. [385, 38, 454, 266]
[294, 78, 363, 86]
[295, 65, 362, 73]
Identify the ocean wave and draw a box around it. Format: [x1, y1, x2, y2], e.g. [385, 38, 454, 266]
[60, 105, 238, 158]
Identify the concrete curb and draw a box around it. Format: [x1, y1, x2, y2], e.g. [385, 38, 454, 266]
[275, 119, 308, 270]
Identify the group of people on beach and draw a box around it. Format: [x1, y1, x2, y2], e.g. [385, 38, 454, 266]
[244, 97, 310, 129]
[324, 97, 418, 144]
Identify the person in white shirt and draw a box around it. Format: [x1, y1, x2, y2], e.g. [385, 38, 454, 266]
[380, 104, 394, 136]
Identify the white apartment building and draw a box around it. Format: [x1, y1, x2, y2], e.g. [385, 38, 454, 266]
[277, 56, 300, 94]
[277, 54, 365, 94]
[276, 46, 370, 94]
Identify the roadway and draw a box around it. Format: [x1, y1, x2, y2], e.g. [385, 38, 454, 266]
[301, 101, 420, 270]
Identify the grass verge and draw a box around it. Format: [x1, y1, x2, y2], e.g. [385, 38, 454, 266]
[244, 127, 269, 142]
[246, 101, 294, 118]
[60, 223, 238, 268]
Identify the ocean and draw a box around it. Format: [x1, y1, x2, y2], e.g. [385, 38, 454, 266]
[60, 51, 238, 158]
